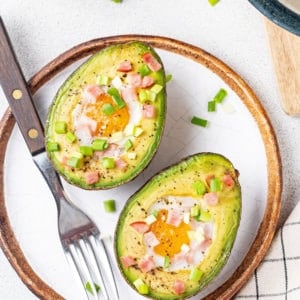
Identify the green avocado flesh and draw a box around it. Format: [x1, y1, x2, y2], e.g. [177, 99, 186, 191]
[45, 41, 166, 189]
[115, 153, 241, 300]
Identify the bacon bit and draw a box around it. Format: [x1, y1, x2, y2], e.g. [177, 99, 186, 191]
[223, 174, 235, 188]
[141, 76, 155, 88]
[139, 255, 155, 273]
[115, 158, 127, 170]
[84, 171, 99, 184]
[83, 84, 104, 103]
[166, 210, 182, 227]
[121, 86, 138, 102]
[173, 280, 185, 295]
[204, 192, 219, 206]
[143, 231, 159, 248]
[117, 60, 132, 72]
[142, 104, 156, 118]
[127, 73, 142, 87]
[121, 255, 136, 268]
[198, 238, 212, 252]
[142, 53, 162, 71]
[130, 221, 150, 234]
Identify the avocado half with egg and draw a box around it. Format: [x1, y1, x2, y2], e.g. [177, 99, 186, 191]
[45, 41, 166, 189]
[115, 153, 241, 299]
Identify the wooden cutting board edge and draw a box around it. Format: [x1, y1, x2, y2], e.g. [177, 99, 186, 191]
[264, 18, 300, 116]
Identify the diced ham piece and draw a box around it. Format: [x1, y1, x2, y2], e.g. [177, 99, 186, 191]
[141, 76, 155, 88]
[173, 280, 185, 295]
[115, 158, 127, 170]
[121, 86, 138, 102]
[117, 60, 132, 72]
[139, 255, 155, 273]
[130, 221, 150, 234]
[142, 53, 162, 71]
[127, 73, 142, 87]
[198, 238, 212, 252]
[185, 250, 195, 264]
[166, 210, 182, 227]
[142, 104, 156, 118]
[76, 115, 98, 134]
[143, 231, 159, 248]
[84, 171, 99, 184]
[94, 143, 121, 159]
[121, 255, 136, 268]
[203, 223, 213, 239]
[204, 192, 219, 206]
[61, 156, 69, 166]
[223, 174, 235, 188]
[82, 84, 104, 103]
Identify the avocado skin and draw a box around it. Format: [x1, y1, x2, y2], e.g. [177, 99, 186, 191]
[45, 41, 166, 189]
[115, 152, 241, 300]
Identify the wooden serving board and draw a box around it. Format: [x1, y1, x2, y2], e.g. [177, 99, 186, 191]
[265, 19, 300, 116]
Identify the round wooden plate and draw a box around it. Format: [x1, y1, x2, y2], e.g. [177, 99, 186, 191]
[0, 35, 282, 299]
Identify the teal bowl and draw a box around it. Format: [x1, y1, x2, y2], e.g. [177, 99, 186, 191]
[249, 0, 300, 36]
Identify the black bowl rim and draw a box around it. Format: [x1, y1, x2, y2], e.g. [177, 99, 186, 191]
[249, 0, 300, 36]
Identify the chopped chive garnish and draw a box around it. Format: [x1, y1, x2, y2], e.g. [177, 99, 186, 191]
[80, 145, 94, 156]
[92, 139, 108, 151]
[190, 206, 200, 218]
[191, 116, 208, 127]
[133, 279, 149, 295]
[133, 126, 144, 137]
[124, 139, 133, 151]
[192, 180, 206, 195]
[166, 74, 173, 83]
[208, 0, 220, 6]
[112, 0, 122, 3]
[213, 88, 227, 103]
[67, 156, 83, 168]
[66, 132, 76, 143]
[108, 87, 126, 108]
[102, 157, 115, 169]
[85, 282, 100, 295]
[97, 74, 110, 86]
[199, 210, 211, 222]
[47, 142, 60, 152]
[152, 210, 158, 217]
[164, 256, 170, 269]
[208, 100, 216, 112]
[189, 267, 204, 281]
[54, 121, 67, 134]
[138, 64, 151, 76]
[102, 103, 115, 116]
[103, 199, 116, 212]
[150, 84, 163, 94]
[210, 178, 222, 192]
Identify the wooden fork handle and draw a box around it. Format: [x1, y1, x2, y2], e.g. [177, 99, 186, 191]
[0, 17, 45, 155]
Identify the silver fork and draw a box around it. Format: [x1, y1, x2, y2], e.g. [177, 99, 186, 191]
[0, 17, 119, 300]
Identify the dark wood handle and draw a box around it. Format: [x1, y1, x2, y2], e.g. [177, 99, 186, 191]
[0, 17, 44, 155]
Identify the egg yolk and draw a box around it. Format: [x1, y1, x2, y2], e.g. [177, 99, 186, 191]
[150, 209, 191, 258]
[85, 94, 129, 137]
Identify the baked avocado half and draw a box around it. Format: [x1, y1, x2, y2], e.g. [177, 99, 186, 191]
[115, 153, 241, 299]
[45, 41, 166, 189]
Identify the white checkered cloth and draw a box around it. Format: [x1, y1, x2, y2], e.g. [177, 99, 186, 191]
[236, 201, 300, 300]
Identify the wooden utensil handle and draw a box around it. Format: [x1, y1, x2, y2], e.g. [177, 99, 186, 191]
[0, 17, 44, 155]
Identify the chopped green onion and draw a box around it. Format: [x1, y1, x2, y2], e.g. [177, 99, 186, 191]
[47, 142, 60, 152]
[139, 89, 156, 102]
[102, 103, 115, 116]
[102, 157, 115, 169]
[85, 282, 100, 295]
[54, 121, 67, 134]
[210, 178, 222, 192]
[191, 116, 208, 127]
[213, 88, 227, 103]
[92, 139, 108, 151]
[67, 156, 83, 168]
[133, 279, 149, 295]
[208, 0, 220, 6]
[108, 87, 126, 109]
[66, 132, 76, 143]
[80, 145, 94, 156]
[112, 0, 122, 3]
[166, 74, 173, 83]
[164, 256, 170, 269]
[103, 199, 116, 212]
[192, 180, 206, 195]
[127, 152, 137, 160]
[189, 267, 204, 281]
[190, 206, 200, 218]
[97, 74, 110, 86]
[138, 64, 151, 76]
[208, 100, 216, 112]
[152, 210, 158, 217]
[150, 84, 163, 94]
[133, 126, 144, 137]
[124, 139, 133, 151]
[199, 210, 212, 222]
